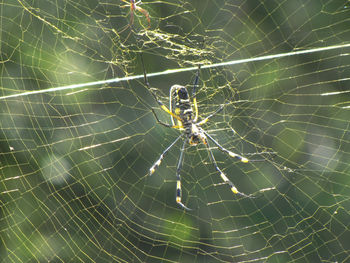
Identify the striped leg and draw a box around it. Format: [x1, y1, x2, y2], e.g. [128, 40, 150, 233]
[175, 140, 191, 210]
[205, 142, 251, 198]
[150, 109, 181, 129]
[203, 131, 249, 163]
[140, 55, 182, 122]
[149, 135, 183, 175]
[192, 65, 200, 122]
[198, 104, 225, 126]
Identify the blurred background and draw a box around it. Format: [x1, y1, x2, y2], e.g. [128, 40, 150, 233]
[1, 0, 350, 262]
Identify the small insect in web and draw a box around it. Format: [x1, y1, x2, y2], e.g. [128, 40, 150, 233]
[120, 0, 151, 28]
[141, 56, 251, 210]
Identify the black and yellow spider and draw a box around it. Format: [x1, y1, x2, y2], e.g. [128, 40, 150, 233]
[142, 58, 249, 210]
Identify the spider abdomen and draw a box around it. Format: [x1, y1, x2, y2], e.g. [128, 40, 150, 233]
[171, 85, 194, 124]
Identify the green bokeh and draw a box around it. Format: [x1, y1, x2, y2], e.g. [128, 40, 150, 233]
[1, 0, 350, 262]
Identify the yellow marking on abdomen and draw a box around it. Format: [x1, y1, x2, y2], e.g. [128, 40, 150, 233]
[176, 180, 181, 189]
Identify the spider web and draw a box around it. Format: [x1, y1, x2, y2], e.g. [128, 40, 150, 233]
[1, 0, 350, 262]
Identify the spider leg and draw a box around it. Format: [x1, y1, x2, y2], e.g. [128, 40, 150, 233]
[198, 104, 225, 126]
[203, 131, 249, 163]
[150, 108, 182, 129]
[136, 6, 151, 28]
[150, 108, 173, 128]
[175, 139, 191, 210]
[205, 141, 251, 198]
[192, 65, 200, 122]
[140, 55, 182, 122]
[119, 0, 135, 32]
[129, 8, 134, 27]
[149, 134, 183, 175]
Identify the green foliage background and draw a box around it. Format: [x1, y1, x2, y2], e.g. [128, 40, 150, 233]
[1, 0, 350, 262]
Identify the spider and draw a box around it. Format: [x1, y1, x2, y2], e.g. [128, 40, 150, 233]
[141, 57, 250, 210]
[120, 0, 150, 28]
